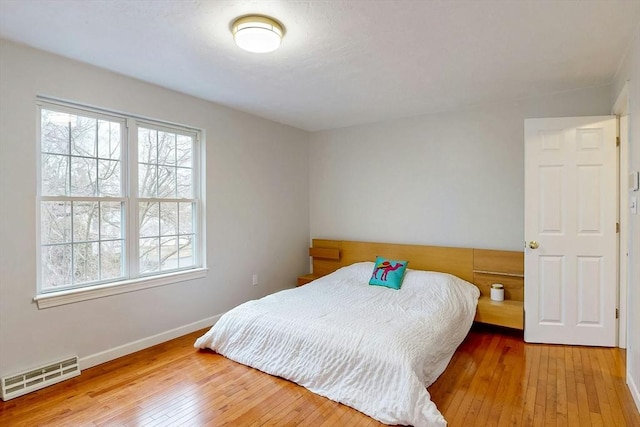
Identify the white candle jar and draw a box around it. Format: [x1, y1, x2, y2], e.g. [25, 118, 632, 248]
[490, 283, 505, 301]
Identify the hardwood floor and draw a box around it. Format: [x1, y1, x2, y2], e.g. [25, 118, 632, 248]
[1, 325, 638, 426]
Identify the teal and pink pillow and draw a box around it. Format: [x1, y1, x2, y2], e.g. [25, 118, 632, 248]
[369, 256, 408, 290]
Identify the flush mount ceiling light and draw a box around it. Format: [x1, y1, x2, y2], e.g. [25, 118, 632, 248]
[232, 15, 284, 53]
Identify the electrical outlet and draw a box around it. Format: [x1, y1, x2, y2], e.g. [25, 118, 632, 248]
[252, 274, 258, 286]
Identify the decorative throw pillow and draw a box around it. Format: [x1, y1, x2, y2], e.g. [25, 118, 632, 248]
[369, 256, 408, 290]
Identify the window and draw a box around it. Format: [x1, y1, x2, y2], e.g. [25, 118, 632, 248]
[37, 100, 203, 300]
[137, 125, 197, 274]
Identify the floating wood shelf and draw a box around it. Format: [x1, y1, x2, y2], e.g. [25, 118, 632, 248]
[473, 269, 525, 278]
[308, 247, 340, 260]
[472, 249, 524, 330]
[475, 296, 524, 330]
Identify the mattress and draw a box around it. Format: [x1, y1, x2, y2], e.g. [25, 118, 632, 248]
[195, 262, 480, 426]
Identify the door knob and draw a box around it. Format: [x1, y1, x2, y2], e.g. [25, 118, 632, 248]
[529, 240, 539, 249]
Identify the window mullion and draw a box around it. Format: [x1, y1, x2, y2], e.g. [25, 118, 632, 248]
[95, 119, 99, 197]
[41, 196, 126, 202]
[98, 201, 102, 281]
[70, 200, 75, 285]
[67, 120, 72, 197]
[126, 118, 139, 279]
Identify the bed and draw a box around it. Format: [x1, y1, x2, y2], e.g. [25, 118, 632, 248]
[195, 240, 483, 427]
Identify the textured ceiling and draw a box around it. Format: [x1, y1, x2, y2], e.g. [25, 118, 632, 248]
[1, 0, 638, 131]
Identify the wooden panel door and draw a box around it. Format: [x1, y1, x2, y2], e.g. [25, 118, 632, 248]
[524, 116, 617, 346]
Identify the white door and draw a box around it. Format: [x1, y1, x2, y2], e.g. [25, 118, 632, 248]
[524, 116, 617, 346]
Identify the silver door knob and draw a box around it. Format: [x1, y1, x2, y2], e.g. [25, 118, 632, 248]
[529, 240, 539, 249]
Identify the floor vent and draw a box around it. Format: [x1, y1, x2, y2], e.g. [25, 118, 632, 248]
[1, 356, 80, 401]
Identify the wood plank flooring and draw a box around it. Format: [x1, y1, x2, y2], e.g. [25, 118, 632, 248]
[1, 325, 638, 426]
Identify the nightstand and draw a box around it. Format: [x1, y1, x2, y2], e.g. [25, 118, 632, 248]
[297, 274, 320, 286]
[475, 297, 524, 330]
[472, 249, 525, 330]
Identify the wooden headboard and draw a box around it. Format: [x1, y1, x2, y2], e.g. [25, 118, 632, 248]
[309, 239, 525, 329]
[311, 239, 475, 282]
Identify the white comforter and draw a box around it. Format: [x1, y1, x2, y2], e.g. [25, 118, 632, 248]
[195, 262, 479, 427]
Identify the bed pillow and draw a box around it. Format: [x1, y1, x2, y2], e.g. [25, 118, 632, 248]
[369, 256, 408, 289]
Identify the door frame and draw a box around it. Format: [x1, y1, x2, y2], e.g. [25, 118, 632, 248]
[613, 82, 629, 349]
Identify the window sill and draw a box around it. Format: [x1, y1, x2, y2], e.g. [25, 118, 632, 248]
[33, 268, 208, 309]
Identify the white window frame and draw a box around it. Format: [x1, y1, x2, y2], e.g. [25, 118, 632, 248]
[34, 98, 206, 309]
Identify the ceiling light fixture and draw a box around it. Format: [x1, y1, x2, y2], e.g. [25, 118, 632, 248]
[232, 15, 284, 53]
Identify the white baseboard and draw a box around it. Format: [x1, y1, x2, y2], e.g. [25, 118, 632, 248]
[629, 371, 640, 413]
[79, 313, 223, 370]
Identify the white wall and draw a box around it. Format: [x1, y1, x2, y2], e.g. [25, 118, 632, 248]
[310, 86, 612, 251]
[0, 40, 310, 377]
[613, 23, 640, 411]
